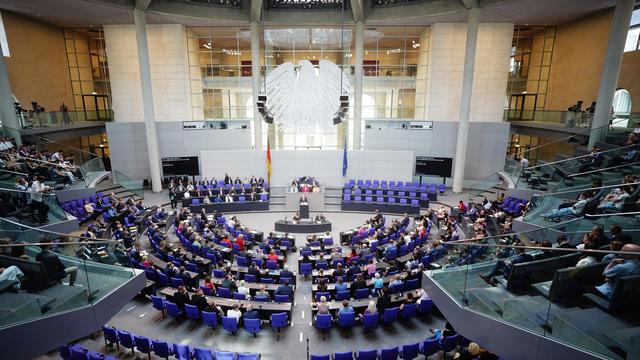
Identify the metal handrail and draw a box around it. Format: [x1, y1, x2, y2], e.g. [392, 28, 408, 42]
[0, 217, 120, 245]
[583, 211, 640, 218]
[524, 143, 638, 171]
[447, 210, 639, 246]
[539, 181, 640, 197]
[566, 160, 640, 178]
[0, 168, 28, 177]
[439, 239, 640, 257]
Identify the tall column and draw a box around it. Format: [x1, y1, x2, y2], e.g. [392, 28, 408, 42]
[133, 8, 162, 192]
[588, 0, 635, 148]
[0, 44, 22, 145]
[452, 6, 480, 193]
[250, 21, 263, 149]
[352, 21, 364, 150]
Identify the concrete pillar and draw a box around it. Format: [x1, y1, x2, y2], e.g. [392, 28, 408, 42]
[353, 21, 364, 150]
[250, 22, 263, 149]
[133, 8, 162, 192]
[414, 28, 430, 120]
[0, 44, 22, 145]
[588, 0, 635, 148]
[452, 6, 480, 193]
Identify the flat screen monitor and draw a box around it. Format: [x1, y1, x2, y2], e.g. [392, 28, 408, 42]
[161, 156, 200, 176]
[415, 156, 453, 178]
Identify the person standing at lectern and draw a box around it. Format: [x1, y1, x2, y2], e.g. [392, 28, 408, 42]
[300, 195, 308, 204]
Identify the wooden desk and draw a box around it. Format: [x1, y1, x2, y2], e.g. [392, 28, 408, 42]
[311, 274, 402, 293]
[311, 261, 389, 281]
[311, 289, 420, 313]
[159, 287, 292, 318]
[207, 277, 282, 292]
[230, 265, 297, 285]
[146, 253, 199, 278]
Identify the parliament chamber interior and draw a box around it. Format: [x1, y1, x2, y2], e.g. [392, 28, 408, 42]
[0, 0, 639, 359]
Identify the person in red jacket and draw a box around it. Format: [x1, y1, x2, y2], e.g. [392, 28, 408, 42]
[457, 200, 467, 213]
[235, 234, 245, 251]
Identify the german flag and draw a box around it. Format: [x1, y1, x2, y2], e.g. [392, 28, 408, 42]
[266, 139, 272, 184]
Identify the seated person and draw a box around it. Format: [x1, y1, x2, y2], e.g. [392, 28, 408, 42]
[0, 265, 24, 290]
[602, 240, 624, 262]
[479, 247, 533, 286]
[236, 280, 251, 299]
[610, 224, 633, 244]
[597, 186, 630, 212]
[189, 288, 208, 312]
[36, 239, 79, 286]
[243, 304, 260, 320]
[315, 213, 326, 223]
[609, 146, 638, 167]
[172, 285, 190, 310]
[255, 284, 270, 300]
[291, 212, 301, 224]
[338, 300, 354, 315]
[275, 280, 294, 302]
[358, 300, 378, 321]
[316, 296, 330, 317]
[226, 303, 242, 323]
[543, 192, 590, 221]
[576, 243, 599, 267]
[593, 244, 640, 299]
[335, 277, 348, 293]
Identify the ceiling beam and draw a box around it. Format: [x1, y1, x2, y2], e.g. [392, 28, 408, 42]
[461, 0, 478, 9]
[250, 0, 263, 22]
[351, 0, 364, 22]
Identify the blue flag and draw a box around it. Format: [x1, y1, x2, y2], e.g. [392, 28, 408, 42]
[342, 135, 348, 177]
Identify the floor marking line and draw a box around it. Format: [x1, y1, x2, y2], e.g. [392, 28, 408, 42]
[301, 311, 305, 319]
[299, 332, 303, 342]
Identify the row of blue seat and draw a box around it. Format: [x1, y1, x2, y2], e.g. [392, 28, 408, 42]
[311, 334, 462, 360]
[102, 326, 260, 359]
[343, 195, 422, 206]
[149, 297, 290, 338]
[59, 344, 117, 360]
[315, 299, 433, 334]
[346, 179, 445, 193]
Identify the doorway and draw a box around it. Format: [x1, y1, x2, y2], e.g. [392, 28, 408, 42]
[508, 93, 538, 121]
[82, 94, 110, 121]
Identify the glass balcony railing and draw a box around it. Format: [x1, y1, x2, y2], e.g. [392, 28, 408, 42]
[0, 188, 67, 225]
[16, 110, 114, 129]
[468, 173, 504, 202]
[0, 217, 135, 329]
[78, 157, 107, 186]
[429, 218, 640, 360]
[113, 170, 144, 198]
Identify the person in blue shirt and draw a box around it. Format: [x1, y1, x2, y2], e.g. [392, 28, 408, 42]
[274, 280, 294, 302]
[372, 272, 384, 295]
[479, 247, 533, 286]
[595, 244, 640, 299]
[243, 303, 260, 320]
[338, 300, 354, 315]
[334, 277, 348, 293]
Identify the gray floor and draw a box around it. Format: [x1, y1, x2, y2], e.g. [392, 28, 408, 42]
[98, 210, 448, 360]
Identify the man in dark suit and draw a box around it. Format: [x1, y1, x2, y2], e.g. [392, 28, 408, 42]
[190, 288, 208, 312]
[350, 274, 368, 297]
[248, 263, 262, 280]
[36, 240, 79, 286]
[275, 280, 294, 301]
[479, 247, 533, 286]
[164, 262, 177, 279]
[224, 173, 232, 185]
[172, 285, 190, 310]
[280, 264, 294, 280]
[243, 303, 260, 320]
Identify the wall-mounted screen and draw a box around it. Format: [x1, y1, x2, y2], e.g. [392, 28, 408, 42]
[161, 156, 200, 176]
[415, 156, 452, 177]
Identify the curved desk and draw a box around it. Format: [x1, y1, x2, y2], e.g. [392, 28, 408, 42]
[274, 220, 332, 234]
